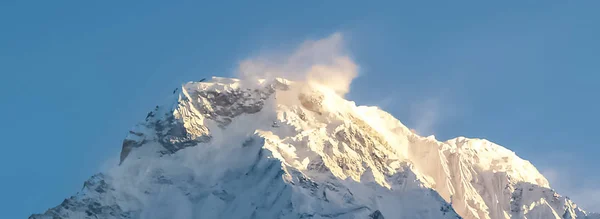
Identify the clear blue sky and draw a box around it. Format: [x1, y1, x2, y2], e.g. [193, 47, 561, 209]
[1, 1, 598, 218]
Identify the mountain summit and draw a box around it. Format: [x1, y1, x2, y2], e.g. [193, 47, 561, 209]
[31, 77, 599, 219]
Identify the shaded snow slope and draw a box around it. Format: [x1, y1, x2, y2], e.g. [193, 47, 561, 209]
[31, 77, 597, 219]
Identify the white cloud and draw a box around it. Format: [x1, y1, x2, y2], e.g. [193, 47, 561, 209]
[541, 168, 559, 186]
[409, 98, 441, 136]
[237, 32, 358, 96]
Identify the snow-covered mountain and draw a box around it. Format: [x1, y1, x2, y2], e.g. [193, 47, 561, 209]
[31, 77, 599, 219]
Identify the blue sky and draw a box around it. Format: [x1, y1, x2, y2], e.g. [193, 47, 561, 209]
[1, 1, 599, 217]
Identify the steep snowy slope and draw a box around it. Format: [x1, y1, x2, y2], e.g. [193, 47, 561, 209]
[31, 77, 598, 219]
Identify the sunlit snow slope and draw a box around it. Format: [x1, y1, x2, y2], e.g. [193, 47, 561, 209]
[31, 77, 599, 219]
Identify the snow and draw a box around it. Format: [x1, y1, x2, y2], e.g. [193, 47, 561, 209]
[31, 76, 598, 219]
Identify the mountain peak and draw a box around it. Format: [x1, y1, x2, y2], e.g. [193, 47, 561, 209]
[32, 76, 598, 219]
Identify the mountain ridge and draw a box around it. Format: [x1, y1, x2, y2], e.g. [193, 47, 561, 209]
[31, 76, 599, 219]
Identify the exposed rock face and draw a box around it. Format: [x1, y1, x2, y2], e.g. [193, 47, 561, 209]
[369, 210, 385, 219]
[31, 77, 599, 219]
[118, 78, 286, 164]
[30, 174, 135, 219]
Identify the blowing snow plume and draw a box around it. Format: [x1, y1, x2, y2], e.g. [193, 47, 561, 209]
[238, 32, 358, 96]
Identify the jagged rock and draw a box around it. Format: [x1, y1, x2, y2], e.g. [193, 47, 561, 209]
[369, 210, 385, 219]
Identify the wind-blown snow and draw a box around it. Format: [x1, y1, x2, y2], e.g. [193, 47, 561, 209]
[31, 77, 599, 219]
[238, 32, 358, 97]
